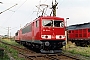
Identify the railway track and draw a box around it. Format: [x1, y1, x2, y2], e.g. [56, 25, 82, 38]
[19, 53, 80, 60]
[0, 40, 81, 60]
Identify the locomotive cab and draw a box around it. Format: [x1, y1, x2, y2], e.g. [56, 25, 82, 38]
[40, 17, 66, 53]
[41, 19, 65, 40]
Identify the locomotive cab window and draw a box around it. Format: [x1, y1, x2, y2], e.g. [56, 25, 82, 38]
[42, 19, 64, 27]
[42, 20, 53, 27]
[54, 20, 64, 27]
[88, 29, 90, 32]
[22, 25, 31, 34]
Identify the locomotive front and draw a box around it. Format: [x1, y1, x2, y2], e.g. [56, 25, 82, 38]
[40, 17, 66, 53]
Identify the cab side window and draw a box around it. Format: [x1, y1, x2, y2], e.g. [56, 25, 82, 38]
[15, 32, 18, 36]
[36, 20, 39, 27]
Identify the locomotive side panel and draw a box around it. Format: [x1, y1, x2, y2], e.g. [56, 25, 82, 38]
[33, 19, 40, 40]
[68, 23, 90, 46]
[21, 24, 32, 41]
[68, 28, 90, 40]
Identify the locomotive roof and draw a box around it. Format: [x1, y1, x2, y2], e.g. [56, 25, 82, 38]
[38, 16, 64, 20]
[67, 22, 90, 30]
[21, 16, 64, 29]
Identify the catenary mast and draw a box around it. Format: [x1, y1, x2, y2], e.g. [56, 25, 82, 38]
[52, 0, 58, 16]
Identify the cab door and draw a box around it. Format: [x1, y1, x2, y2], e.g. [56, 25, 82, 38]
[32, 22, 34, 40]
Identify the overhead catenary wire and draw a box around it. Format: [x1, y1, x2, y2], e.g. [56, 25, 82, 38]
[1, 0, 28, 27]
[0, 0, 21, 26]
[22, 0, 49, 22]
[14, 0, 27, 11]
[0, 4, 18, 14]
[22, 0, 48, 23]
[19, 7, 35, 27]
[1, 4, 18, 26]
[20, 0, 43, 27]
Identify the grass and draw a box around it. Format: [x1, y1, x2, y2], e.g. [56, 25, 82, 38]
[67, 47, 90, 57]
[1, 39, 24, 48]
[63, 42, 90, 60]
[0, 39, 25, 60]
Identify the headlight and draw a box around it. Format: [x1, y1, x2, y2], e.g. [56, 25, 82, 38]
[41, 35, 51, 39]
[56, 35, 65, 39]
[45, 35, 48, 38]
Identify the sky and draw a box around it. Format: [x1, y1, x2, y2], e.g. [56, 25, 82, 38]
[0, 0, 90, 36]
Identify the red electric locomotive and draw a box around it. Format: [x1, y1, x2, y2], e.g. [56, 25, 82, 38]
[68, 22, 90, 46]
[15, 16, 66, 53]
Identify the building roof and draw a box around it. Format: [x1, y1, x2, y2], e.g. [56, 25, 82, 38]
[67, 22, 90, 30]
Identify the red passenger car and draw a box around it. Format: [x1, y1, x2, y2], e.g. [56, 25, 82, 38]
[68, 23, 90, 46]
[15, 29, 22, 43]
[15, 16, 66, 53]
